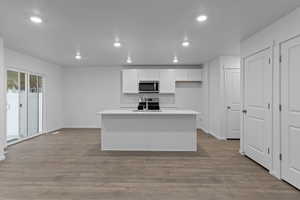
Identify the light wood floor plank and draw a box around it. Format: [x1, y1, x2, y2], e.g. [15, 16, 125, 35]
[0, 129, 299, 200]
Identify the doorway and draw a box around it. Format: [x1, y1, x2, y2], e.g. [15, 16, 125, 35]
[6, 70, 43, 143]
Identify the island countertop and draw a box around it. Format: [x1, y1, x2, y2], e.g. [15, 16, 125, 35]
[97, 109, 198, 115]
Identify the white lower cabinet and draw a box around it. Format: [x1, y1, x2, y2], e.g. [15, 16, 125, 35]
[159, 70, 175, 94]
[122, 70, 138, 94]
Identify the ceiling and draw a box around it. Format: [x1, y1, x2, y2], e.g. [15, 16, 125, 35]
[0, 0, 299, 67]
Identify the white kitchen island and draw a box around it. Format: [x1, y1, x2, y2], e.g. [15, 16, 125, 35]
[98, 110, 198, 152]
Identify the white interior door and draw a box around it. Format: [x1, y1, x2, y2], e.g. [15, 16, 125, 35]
[281, 35, 300, 189]
[225, 68, 240, 139]
[243, 48, 272, 169]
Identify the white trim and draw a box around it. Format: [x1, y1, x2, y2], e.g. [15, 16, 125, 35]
[63, 125, 98, 129]
[0, 153, 5, 161]
[239, 149, 245, 156]
[198, 127, 209, 134]
[46, 128, 62, 133]
[269, 170, 281, 180]
[7, 132, 45, 146]
[208, 131, 226, 140]
[6, 128, 62, 147]
[240, 57, 245, 154]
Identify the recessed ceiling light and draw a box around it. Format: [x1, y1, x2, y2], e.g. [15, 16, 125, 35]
[182, 41, 190, 47]
[75, 52, 82, 60]
[30, 16, 43, 24]
[196, 15, 207, 22]
[173, 56, 179, 64]
[114, 41, 122, 48]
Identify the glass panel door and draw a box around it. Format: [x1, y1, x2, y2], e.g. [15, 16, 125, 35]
[6, 70, 43, 143]
[28, 74, 39, 137]
[6, 70, 20, 142]
[19, 72, 27, 138]
[37, 76, 43, 133]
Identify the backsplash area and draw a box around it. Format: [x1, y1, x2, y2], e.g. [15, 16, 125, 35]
[120, 81, 202, 109]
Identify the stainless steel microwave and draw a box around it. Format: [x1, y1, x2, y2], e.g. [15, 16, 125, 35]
[139, 81, 159, 93]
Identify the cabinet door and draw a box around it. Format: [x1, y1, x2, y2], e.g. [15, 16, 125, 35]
[122, 70, 138, 94]
[160, 70, 175, 94]
[138, 69, 160, 81]
[187, 69, 202, 81]
[175, 69, 188, 81]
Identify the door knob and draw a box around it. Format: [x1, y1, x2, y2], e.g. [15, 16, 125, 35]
[227, 106, 231, 110]
[242, 109, 247, 114]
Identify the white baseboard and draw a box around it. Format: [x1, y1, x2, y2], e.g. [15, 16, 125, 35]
[239, 149, 245, 155]
[269, 170, 281, 180]
[208, 131, 226, 140]
[7, 132, 45, 146]
[198, 126, 209, 133]
[0, 153, 5, 161]
[62, 125, 98, 129]
[46, 127, 63, 133]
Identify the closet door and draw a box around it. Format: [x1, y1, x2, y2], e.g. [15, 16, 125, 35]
[243, 48, 272, 169]
[225, 68, 241, 139]
[281, 35, 300, 189]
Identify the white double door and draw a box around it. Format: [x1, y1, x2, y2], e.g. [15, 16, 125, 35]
[243, 48, 272, 170]
[281, 35, 300, 189]
[224, 68, 241, 139]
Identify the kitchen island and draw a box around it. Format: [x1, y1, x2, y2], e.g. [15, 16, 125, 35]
[98, 110, 198, 151]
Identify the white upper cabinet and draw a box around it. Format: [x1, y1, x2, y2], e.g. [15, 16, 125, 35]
[159, 70, 175, 94]
[175, 69, 202, 82]
[122, 70, 138, 94]
[122, 68, 202, 94]
[138, 69, 160, 81]
[187, 69, 202, 81]
[175, 69, 188, 81]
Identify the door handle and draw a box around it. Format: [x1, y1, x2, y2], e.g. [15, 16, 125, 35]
[227, 106, 231, 110]
[242, 109, 247, 114]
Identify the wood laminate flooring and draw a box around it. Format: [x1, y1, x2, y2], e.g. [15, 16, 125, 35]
[0, 129, 299, 200]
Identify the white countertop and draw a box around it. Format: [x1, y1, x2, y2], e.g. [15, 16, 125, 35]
[98, 109, 198, 115]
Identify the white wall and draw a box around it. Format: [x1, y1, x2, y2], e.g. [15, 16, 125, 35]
[4, 49, 63, 133]
[0, 37, 5, 160]
[63, 67, 121, 128]
[208, 58, 222, 138]
[206, 56, 240, 139]
[241, 7, 300, 180]
[198, 64, 209, 132]
[62, 66, 208, 129]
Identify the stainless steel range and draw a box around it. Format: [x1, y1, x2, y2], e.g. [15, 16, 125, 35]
[137, 97, 160, 111]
